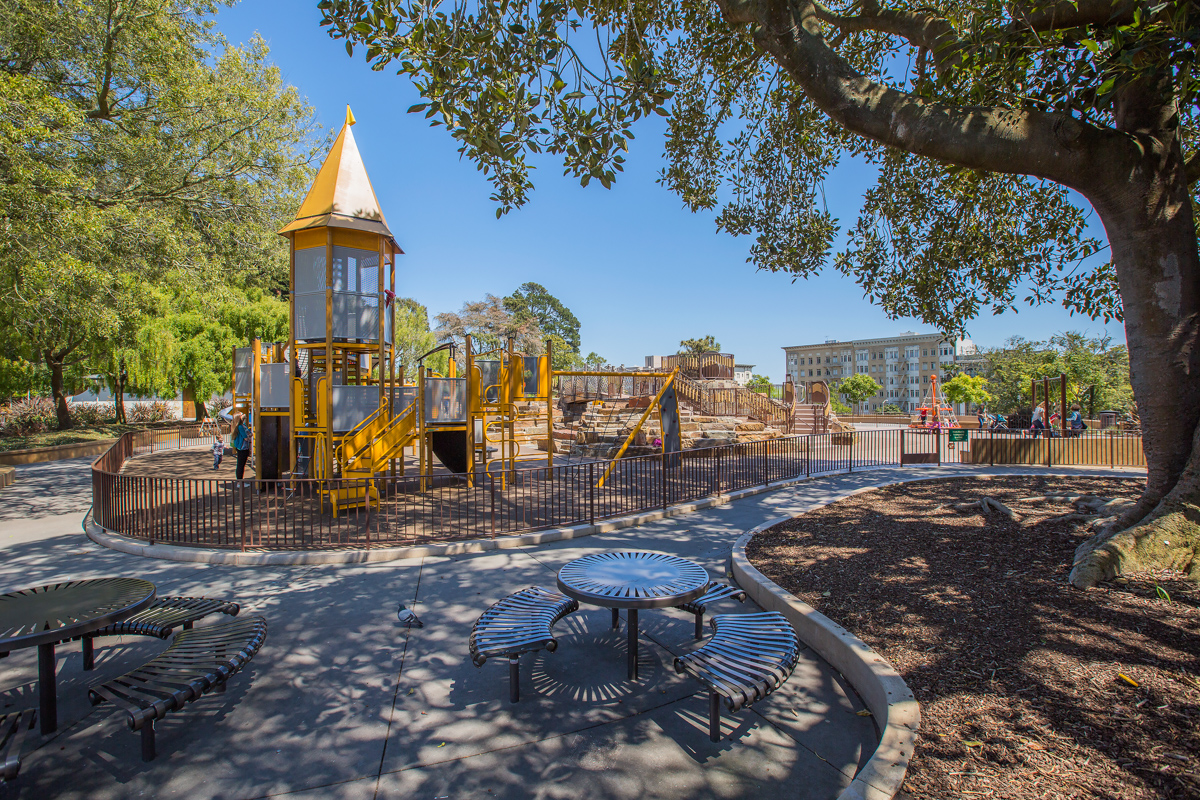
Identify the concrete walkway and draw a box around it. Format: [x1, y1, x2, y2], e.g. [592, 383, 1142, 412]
[0, 460, 1143, 799]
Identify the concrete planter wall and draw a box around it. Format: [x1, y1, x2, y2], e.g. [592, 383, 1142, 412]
[731, 522, 919, 800]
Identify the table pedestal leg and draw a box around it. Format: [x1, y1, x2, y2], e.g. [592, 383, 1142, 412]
[627, 608, 638, 681]
[38, 642, 57, 734]
[611, 608, 620, 630]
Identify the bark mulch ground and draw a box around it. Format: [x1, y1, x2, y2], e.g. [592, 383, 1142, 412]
[746, 475, 1199, 800]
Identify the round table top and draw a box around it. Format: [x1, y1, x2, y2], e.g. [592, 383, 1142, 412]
[0, 578, 156, 650]
[556, 552, 710, 609]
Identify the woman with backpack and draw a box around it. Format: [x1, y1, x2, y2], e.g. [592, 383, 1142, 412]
[231, 412, 253, 484]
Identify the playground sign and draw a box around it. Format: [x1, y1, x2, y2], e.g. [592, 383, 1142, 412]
[948, 428, 968, 443]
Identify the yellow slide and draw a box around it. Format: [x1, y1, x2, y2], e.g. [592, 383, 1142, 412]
[326, 400, 420, 517]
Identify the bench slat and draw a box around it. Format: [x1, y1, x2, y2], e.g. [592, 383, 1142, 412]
[88, 616, 267, 761]
[469, 586, 578, 703]
[674, 612, 800, 741]
[0, 709, 35, 782]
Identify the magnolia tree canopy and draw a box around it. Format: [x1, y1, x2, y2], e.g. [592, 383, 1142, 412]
[319, 0, 1200, 585]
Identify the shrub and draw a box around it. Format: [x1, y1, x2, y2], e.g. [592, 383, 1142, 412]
[207, 396, 232, 414]
[1, 396, 58, 436]
[70, 403, 116, 426]
[127, 401, 178, 423]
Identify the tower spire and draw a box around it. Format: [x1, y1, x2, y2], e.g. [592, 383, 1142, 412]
[279, 107, 396, 247]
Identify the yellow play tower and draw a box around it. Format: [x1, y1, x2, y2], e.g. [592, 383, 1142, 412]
[232, 107, 557, 515]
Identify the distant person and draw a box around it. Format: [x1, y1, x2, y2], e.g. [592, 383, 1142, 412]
[977, 408, 987, 429]
[232, 412, 253, 483]
[1068, 404, 1086, 436]
[1031, 402, 1046, 438]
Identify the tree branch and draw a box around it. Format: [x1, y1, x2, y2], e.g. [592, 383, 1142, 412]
[715, 0, 1123, 195]
[1007, 0, 1138, 33]
[811, 1, 960, 66]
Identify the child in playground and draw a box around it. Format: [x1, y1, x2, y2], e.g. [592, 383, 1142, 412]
[1068, 404, 1086, 436]
[211, 433, 225, 470]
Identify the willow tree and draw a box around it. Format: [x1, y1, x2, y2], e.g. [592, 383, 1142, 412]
[319, 0, 1199, 584]
[0, 0, 318, 428]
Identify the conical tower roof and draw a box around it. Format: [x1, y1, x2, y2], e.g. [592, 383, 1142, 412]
[280, 107, 400, 250]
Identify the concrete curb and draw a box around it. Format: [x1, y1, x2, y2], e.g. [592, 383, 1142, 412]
[84, 467, 829, 566]
[0, 465, 14, 489]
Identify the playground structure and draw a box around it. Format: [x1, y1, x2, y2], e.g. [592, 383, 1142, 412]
[204, 105, 870, 525]
[228, 108, 720, 515]
[908, 375, 959, 430]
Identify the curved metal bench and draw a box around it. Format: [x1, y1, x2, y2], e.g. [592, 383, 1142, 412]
[1, 709, 35, 781]
[80, 596, 241, 671]
[674, 612, 801, 742]
[88, 616, 267, 761]
[469, 586, 578, 703]
[675, 582, 747, 640]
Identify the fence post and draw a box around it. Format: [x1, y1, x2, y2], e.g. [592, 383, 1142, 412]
[989, 427, 994, 467]
[848, 430, 854, 474]
[900, 428, 906, 463]
[1047, 431, 1052, 468]
[716, 446, 722, 494]
[489, 472, 497, 537]
[806, 435, 811, 477]
[589, 462, 596, 525]
[661, 451, 668, 510]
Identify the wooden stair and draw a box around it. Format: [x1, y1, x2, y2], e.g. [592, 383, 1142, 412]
[790, 403, 829, 435]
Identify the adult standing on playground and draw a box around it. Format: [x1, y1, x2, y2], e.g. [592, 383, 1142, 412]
[1031, 403, 1047, 439]
[232, 412, 253, 483]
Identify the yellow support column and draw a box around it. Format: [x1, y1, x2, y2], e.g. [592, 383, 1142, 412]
[418, 365, 427, 491]
[465, 335, 475, 487]
[545, 337, 553, 471]
[324, 227, 335, 481]
[252, 337, 262, 481]
[288, 236, 297, 477]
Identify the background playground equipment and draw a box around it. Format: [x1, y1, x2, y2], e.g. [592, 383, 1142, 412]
[908, 375, 959, 431]
[1028, 372, 1110, 436]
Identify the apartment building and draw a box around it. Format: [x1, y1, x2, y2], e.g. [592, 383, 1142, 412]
[782, 332, 976, 413]
[733, 363, 755, 386]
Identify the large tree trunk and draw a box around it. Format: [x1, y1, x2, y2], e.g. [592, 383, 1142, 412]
[46, 352, 73, 430]
[195, 399, 208, 423]
[1069, 141, 1200, 586]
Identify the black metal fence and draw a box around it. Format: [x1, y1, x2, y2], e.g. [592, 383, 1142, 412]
[92, 428, 901, 550]
[91, 425, 1145, 552]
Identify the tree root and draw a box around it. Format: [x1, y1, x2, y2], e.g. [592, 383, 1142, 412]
[1069, 504, 1200, 588]
[945, 496, 1019, 521]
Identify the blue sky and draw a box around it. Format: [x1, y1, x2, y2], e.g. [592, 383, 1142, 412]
[215, 1, 1124, 382]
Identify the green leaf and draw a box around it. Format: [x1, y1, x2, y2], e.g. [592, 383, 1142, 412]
[407, 103, 428, 113]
